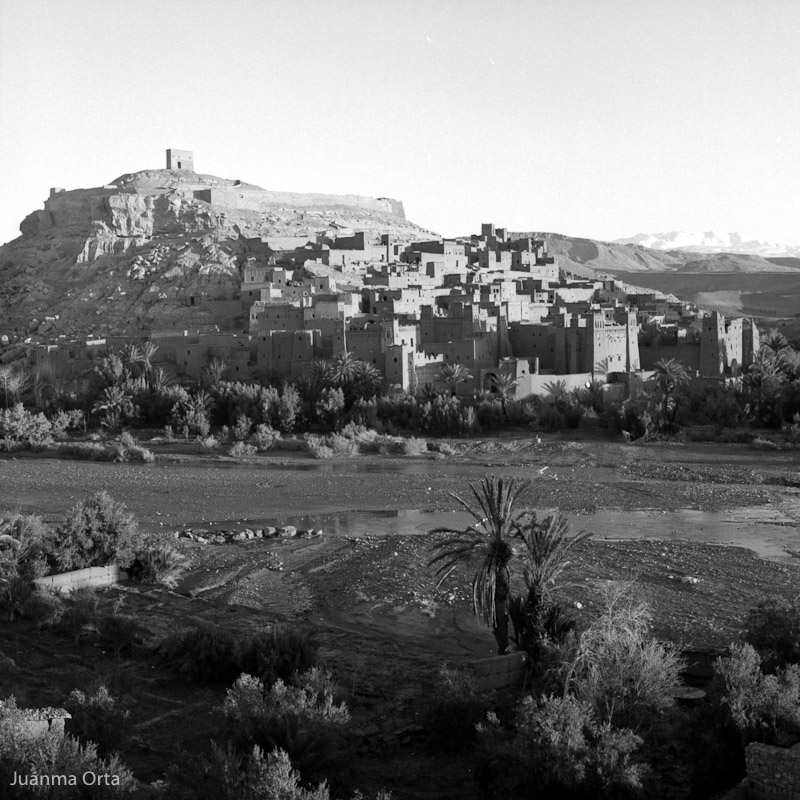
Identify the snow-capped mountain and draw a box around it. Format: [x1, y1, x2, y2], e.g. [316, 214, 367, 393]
[613, 231, 800, 258]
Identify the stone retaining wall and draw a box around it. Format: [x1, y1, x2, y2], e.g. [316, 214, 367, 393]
[746, 742, 800, 799]
[468, 652, 528, 691]
[34, 564, 126, 594]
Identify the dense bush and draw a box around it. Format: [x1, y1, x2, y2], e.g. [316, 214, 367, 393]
[716, 642, 800, 746]
[96, 611, 141, 658]
[59, 587, 100, 644]
[167, 744, 334, 800]
[223, 669, 349, 786]
[0, 514, 50, 621]
[424, 665, 489, 752]
[229, 441, 257, 458]
[132, 540, 186, 588]
[236, 626, 318, 687]
[475, 694, 644, 800]
[0, 403, 54, 450]
[745, 595, 800, 671]
[51, 491, 144, 572]
[64, 685, 131, 757]
[251, 423, 280, 451]
[154, 620, 241, 684]
[562, 585, 683, 730]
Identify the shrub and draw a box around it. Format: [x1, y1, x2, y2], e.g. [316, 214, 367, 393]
[233, 413, 253, 441]
[59, 587, 100, 644]
[395, 436, 428, 455]
[537, 404, 565, 432]
[97, 612, 140, 658]
[314, 387, 346, 430]
[134, 541, 186, 588]
[230, 441, 257, 458]
[475, 695, 644, 799]
[18, 587, 64, 628]
[124, 443, 155, 462]
[562, 584, 684, 729]
[562, 401, 584, 429]
[119, 430, 135, 448]
[746, 595, 800, 671]
[168, 744, 337, 800]
[64, 685, 131, 756]
[0, 402, 53, 448]
[0, 514, 51, 620]
[236, 626, 318, 687]
[198, 434, 218, 452]
[716, 642, 800, 747]
[224, 669, 349, 786]
[51, 491, 143, 572]
[252, 423, 280, 451]
[154, 620, 240, 684]
[424, 665, 489, 752]
[306, 437, 334, 460]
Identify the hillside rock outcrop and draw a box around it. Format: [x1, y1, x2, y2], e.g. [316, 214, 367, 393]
[0, 170, 432, 341]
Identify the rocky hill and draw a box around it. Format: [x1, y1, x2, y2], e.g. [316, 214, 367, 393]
[0, 170, 433, 341]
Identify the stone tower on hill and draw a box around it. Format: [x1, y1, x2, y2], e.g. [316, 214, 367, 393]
[166, 149, 194, 171]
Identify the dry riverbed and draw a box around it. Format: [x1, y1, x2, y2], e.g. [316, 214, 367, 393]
[3, 432, 800, 797]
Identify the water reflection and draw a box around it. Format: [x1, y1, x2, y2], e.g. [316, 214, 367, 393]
[182, 506, 798, 562]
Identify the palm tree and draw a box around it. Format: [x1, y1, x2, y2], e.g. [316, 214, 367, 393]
[204, 357, 228, 387]
[763, 329, 788, 354]
[91, 385, 135, 432]
[421, 382, 440, 402]
[140, 342, 159, 376]
[490, 372, 518, 417]
[147, 366, 174, 393]
[429, 476, 530, 654]
[437, 363, 472, 397]
[349, 361, 384, 401]
[120, 344, 144, 376]
[328, 351, 360, 386]
[653, 358, 690, 429]
[510, 512, 591, 652]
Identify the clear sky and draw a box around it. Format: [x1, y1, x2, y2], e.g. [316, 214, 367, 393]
[1, 0, 799, 247]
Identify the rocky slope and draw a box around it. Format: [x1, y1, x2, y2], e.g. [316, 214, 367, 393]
[0, 170, 433, 341]
[540, 233, 798, 276]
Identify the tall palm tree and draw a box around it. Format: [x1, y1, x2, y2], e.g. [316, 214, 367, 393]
[429, 476, 530, 654]
[510, 511, 591, 649]
[437, 363, 472, 398]
[653, 358, 690, 429]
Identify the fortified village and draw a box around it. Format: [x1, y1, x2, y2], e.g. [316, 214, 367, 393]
[2, 150, 760, 394]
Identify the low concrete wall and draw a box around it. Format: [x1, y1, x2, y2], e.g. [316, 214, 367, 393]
[34, 564, 127, 594]
[746, 742, 800, 799]
[468, 652, 528, 691]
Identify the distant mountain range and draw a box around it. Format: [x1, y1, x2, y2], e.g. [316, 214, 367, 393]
[612, 231, 800, 259]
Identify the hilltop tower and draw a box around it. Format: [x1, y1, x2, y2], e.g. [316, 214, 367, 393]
[166, 149, 194, 171]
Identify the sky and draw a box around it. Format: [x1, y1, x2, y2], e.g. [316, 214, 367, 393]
[1, 0, 799, 247]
